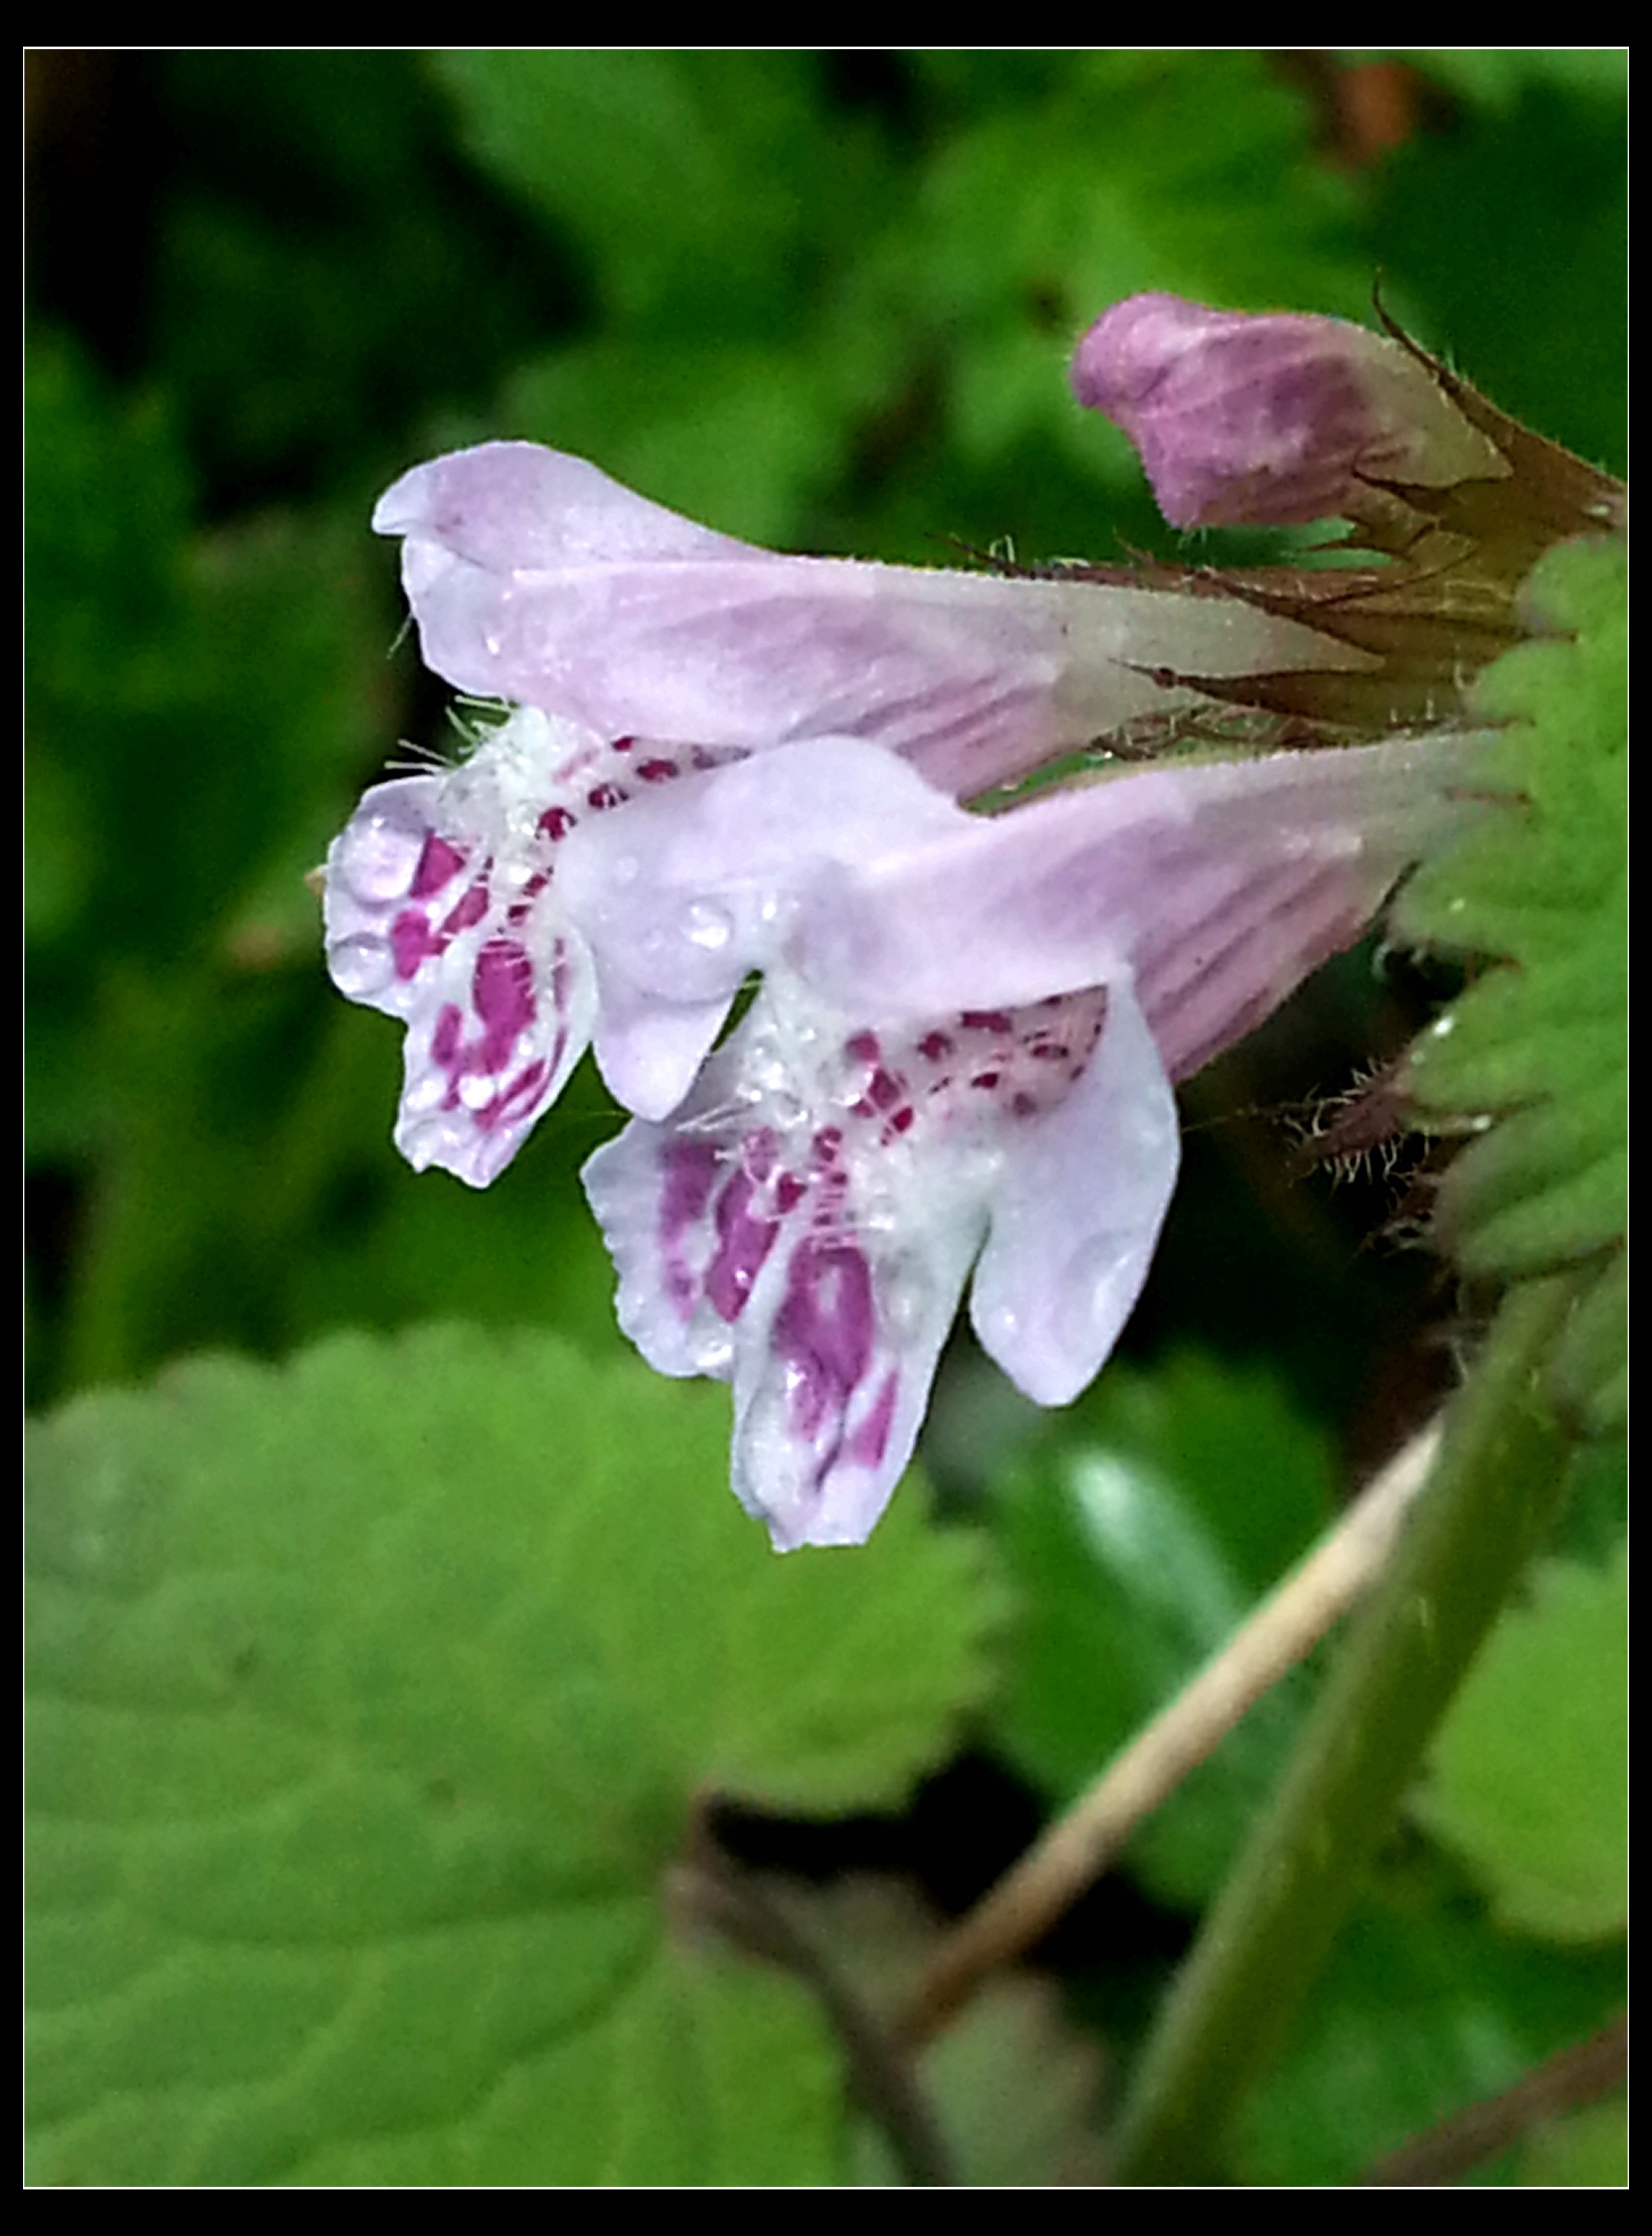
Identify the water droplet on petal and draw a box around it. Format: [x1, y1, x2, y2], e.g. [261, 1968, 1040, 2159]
[682, 900, 733, 952]
[336, 815, 423, 904]
[327, 932, 394, 999]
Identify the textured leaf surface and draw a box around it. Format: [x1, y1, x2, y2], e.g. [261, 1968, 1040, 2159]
[1397, 537, 1626, 1427]
[1414, 1543, 1627, 1943]
[26, 1327, 992, 2183]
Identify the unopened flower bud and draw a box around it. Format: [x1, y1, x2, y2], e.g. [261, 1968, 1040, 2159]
[1072, 292, 1506, 531]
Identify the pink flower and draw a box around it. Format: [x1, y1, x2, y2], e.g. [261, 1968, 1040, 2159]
[328, 419, 1488, 1545]
[574, 731, 1481, 1548]
[1071, 293, 1505, 531]
[370, 441, 1377, 800]
[330, 439, 1393, 1183]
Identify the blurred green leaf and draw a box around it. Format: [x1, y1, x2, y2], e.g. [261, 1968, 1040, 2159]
[988, 1352, 1335, 1908]
[432, 52, 871, 330]
[1234, 1878, 1627, 2185]
[27, 1326, 994, 2182]
[1414, 1541, 1626, 1943]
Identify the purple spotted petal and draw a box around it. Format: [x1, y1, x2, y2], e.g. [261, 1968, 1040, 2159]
[789, 731, 1485, 1081]
[1071, 293, 1504, 531]
[324, 771, 594, 1186]
[967, 976, 1177, 1404]
[323, 705, 746, 1182]
[582, 971, 1189, 1549]
[558, 734, 970, 1118]
[372, 440, 1377, 800]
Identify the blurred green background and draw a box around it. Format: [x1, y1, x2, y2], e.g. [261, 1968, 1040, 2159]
[26, 52, 1626, 2186]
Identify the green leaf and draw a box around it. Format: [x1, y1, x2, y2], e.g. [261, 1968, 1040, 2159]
[1397, 538, 1627, 1429]
[1513, 2098, 1627, 2187]
[988, 1352, 1335, 1909]
[1413, 1541, 1626, 1943]
[431, 52, 857, 328]
[27, 1327, 993, 2183]
[1234, 1879, 1627, 2186]
[889, 54, 1363, 480]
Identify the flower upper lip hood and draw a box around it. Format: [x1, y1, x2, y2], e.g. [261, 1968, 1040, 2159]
[372, 440, 1378, 801]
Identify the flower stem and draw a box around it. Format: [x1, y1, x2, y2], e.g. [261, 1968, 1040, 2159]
[897, 1417, 1441, 2048]
[1106, 1274, 1584, 2186]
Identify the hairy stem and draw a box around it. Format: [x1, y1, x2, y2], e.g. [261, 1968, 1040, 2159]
[1107, 1274, 1582, 2186]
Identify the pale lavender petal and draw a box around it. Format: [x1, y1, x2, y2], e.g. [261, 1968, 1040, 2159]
[970, 975, 1178, 1404]
[1072, 294, 1504, 530]
[323, 708, 753, 1180]
[373, 441, 1377, 799]
[557, 735, 968, 1019]
[792, 731, 1485, 1079]
[582, 989, 993, 1549]
[324, 773, 595, 1186]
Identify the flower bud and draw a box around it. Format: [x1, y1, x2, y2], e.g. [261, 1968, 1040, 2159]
[1072, 293, 1505, 531]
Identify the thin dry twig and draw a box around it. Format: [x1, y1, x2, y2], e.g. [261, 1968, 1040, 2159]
[1361, 2014, 1627, 2186]
[897, 1416, 1445, 2049]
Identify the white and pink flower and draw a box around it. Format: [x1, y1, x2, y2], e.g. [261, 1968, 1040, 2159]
[326, 298, 1503, 1546]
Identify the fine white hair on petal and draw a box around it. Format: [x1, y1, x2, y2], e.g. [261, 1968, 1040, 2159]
[371, 439, 1379, 801]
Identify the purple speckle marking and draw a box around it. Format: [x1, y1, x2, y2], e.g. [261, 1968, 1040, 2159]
[706, 1170, 780, 1323]
[431, 1003, 463, 1067]
[409, 831, 467, 900]
[844, 1369, 899, 1471]
[392, 908, 441, 981]
[442, 882, 490, 938]
[471, 939, 535, 1065]
[772, 1240, 876, 1443]
[638, 757, 681, 784]
[587, 781, 627, 812]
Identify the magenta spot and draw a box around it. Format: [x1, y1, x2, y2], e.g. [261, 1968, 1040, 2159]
[772, 1240, 876, 1443]
[638, 757, 681, 783]
[539, 805, 577, 841]
[919, 1030, 954, 1063]
[867, 1066, 905, 1112]
[706, 1171, 780, 1323]
[776, 1171, 806, 1214]
[845, 1030, 881, 1065]
[889, 1107, 915, 1134]
[441, 881, 490, 938]
[431, 1003, 463, 1066]
[662, 1139, 720, 1246]
[587, 781, 627, 812]
[391, 908, 440, 980]
[971, 1071, 1001, 1090]
[742, 1127, 779, 1183]
[611, 736, 636, 753]
[505, 870, 552, 927]
[811, 1127, 844, 1166]
[1030, 1041, 1072, 1062]
[1011, 1090, 1039, 1119]
[474, 1058, 551, 1136]
[844, 1369, 899, 1472]
[471, 939, 535, 1069]
[410, 832, 467, 900]
[960, 1010, 1015, 1033]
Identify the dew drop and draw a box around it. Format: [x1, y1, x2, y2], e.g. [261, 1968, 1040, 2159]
[682, 899, 733, 951]
[327, 932, 394, 999]
[336, 815, 422, 904]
